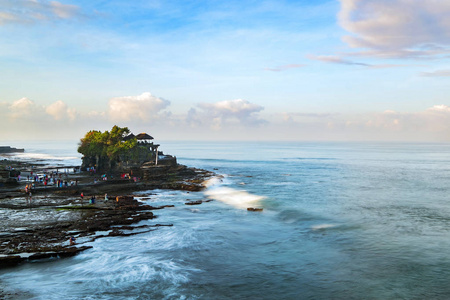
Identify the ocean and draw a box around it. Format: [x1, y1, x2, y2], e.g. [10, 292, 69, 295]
[1, 141, 450, 299]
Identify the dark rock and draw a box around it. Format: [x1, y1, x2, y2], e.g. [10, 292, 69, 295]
[0, 255, 22, 268]
[185, 200, 203, 205]
[115, 195, 140, 208]
[9, 170, 20, 178]
[57, 246, 93, 258]
[0, 146, 24, 153]
[247, 207, 263, 212]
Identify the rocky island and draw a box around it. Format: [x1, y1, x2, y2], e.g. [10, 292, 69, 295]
[0, 126, 215, 269]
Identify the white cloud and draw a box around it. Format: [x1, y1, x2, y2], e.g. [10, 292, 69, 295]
[185, 108, 202, 128]
[2, 95, 450, 142]
[200, 99, 262, 115]
[9, 97, 37, 119]
[45, 100, 76, 121]
[197, 99, 265, 130]
[108, 92, 170, 122]
[338, 0, 450, 58]
[427, 104, 450, 113]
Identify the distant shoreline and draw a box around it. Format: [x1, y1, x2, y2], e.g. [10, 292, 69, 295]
[0, 146, 24, 154]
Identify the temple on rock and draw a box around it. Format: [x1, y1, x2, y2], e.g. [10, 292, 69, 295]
[78, 127, 177, 173]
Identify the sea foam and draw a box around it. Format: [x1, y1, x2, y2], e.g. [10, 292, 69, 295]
[311, 223, 337, 231]
[204, 187, 265, 209]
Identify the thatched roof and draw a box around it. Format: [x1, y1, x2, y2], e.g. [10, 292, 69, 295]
[123, 133, 135, 141]
[135, 133, 154, 140]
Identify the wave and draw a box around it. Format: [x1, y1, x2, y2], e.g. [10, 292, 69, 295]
[204, 186, 265, 209]
[202, 176, 224, 188]
[1, 152, 80, 163]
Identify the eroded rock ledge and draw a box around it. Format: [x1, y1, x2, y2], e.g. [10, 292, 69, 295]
[0, 162, 216, 269]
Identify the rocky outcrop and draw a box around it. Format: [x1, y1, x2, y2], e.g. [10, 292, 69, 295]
[0, 158, 215, 268]
[0, 146, 24, 153]
[0, 169, 19, 185]
[0, 197, 158, 269]
[157, 155, 177, 166]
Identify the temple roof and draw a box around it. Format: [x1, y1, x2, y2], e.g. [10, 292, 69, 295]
[123, 133, 135, 141]
[135, 133, 154, 140]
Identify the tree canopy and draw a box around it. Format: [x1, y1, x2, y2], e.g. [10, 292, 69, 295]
[78, 126, 142, 171]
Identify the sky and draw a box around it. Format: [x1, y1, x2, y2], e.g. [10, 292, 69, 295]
[1, 0, 450, 142]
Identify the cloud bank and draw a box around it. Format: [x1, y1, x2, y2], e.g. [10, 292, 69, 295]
[338, 0, 450, 58]
[108, 92, 170, 122]
[193, 99, 265, 130]
[46, 100, 76, 121]
[2, 93, 450, 142]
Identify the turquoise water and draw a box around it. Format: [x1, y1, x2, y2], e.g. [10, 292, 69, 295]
[1, 142, 450, 299]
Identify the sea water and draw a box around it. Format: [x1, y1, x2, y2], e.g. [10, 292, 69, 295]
[1, 141, 450, 299]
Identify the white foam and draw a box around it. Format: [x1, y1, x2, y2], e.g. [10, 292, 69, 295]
[311, 223, 336, 231]
[204, 187, 265, 209]
[5, 152, 79, 161]
[202, 176, 223, 188]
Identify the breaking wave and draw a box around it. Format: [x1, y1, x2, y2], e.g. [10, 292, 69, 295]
[204, 186, 265, 209]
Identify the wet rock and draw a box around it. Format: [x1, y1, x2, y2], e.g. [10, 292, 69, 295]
[57, 246, 93, 258]
[247, 207, 263, 212]
[0, 158, 215, 268]
[185, 200, 203, 205]
[0, 255, 22, 268]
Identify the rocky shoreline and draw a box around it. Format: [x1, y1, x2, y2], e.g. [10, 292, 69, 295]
[0, 159, 215, 269]
[0, 147, 24, 154]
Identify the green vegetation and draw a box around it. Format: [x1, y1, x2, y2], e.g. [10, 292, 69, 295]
[78, 126, 153, 171]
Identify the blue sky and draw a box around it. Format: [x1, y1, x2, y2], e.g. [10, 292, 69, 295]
[1, 0, 450, 141]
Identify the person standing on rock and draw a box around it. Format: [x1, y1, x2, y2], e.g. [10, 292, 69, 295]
[80, 192, 84, 206]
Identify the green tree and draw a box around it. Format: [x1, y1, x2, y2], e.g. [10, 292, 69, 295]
[78, 126, 138, 171]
